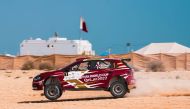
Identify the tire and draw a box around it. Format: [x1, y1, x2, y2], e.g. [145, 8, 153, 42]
[110, 81, 127, 98]
[44, 84, 62, 101]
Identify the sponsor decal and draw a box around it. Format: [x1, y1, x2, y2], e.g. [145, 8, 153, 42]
[82, 73, 109, 82]
[63, 71, 108, 88]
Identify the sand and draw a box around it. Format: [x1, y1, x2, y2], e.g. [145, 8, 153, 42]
[0, 70, 190, 109]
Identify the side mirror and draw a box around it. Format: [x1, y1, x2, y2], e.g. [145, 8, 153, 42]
[64, 68, 69, 72]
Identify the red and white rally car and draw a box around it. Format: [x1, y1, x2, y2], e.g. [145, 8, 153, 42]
[32, 58, 136, 100]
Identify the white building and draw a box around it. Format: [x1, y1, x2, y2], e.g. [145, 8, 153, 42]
[20, 33, 95, 56]
[135, 42, 190, 55]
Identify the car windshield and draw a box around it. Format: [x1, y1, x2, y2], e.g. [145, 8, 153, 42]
[59, 61, 78, 71]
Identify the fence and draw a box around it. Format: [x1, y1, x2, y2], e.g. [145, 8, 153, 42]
[0, 53, 189, 71]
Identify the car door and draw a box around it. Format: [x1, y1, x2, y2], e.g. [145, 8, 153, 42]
[63, 61, 91, 89]
[82, 60, 113, 88]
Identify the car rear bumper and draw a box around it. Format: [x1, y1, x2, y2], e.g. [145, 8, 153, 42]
[127, 77, 136, 89]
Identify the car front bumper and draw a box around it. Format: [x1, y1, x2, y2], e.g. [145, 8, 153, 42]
[32, 81, 43, 90]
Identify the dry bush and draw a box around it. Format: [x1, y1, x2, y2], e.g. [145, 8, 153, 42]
[147, 61, 165, 72]
[28, 76, 33, 79]
[40, 93, 44, 96]
[21, 61, 34, 70]
[5, 74, 11, 77]
[176, 75, 180, 79]
[14, 76, 20, 79]
[22, 71, 28, 74]
[39, 62, 54, 70]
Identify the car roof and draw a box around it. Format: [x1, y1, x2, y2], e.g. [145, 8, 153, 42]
[77, 58, 121, 62]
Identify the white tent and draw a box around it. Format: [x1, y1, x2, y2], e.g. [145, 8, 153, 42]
[135, 42, 190, 55]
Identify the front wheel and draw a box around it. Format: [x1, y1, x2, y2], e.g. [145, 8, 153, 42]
[44, 84, 62, 100]
[110, 81, 127, 98]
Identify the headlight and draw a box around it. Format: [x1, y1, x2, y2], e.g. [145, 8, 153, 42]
[33, 74, 41, 81]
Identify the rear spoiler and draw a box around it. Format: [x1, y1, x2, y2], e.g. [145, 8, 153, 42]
[121, 58, 131, 62]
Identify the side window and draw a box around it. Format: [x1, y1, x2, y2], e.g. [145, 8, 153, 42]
[95, 61, 113, 70]
[78, 61, 90, 71]
[70, 61, 90, 71]
[70, 64, 79, 71]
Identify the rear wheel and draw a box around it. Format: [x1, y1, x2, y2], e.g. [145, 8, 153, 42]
[110, 81, 127, 98]
[44, 84, 62, 100]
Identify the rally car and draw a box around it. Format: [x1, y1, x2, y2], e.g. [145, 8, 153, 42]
[32, 58, 136, 100]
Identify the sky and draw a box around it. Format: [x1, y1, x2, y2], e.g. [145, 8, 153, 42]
[0, 0, 190, 55]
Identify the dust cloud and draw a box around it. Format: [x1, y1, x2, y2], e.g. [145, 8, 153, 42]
[129, 71, 190, 97]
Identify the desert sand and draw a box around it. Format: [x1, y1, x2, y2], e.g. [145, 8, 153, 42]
[0, 70, 190, 109]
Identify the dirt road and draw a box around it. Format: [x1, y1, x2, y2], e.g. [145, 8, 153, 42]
[0, 70, 190, 109]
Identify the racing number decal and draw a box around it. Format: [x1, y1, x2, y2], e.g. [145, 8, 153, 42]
[64, 71, 109, 88]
